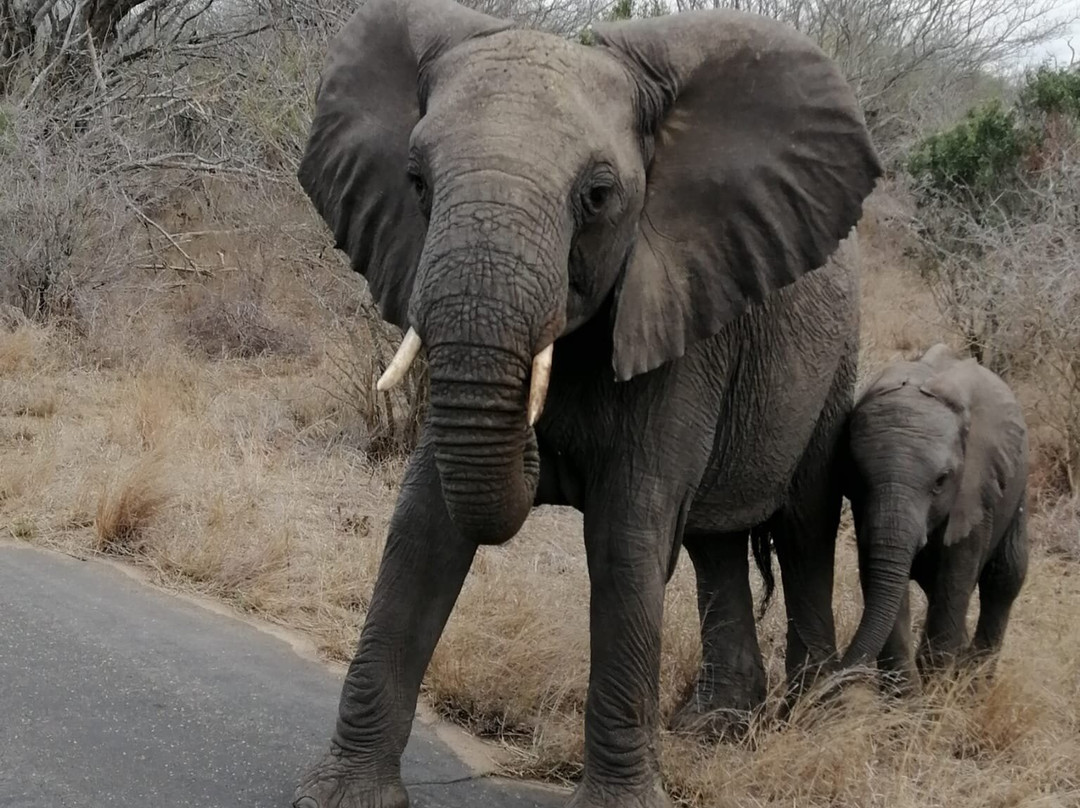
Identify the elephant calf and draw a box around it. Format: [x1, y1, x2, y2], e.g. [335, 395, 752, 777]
[841, 344, 1029, 689]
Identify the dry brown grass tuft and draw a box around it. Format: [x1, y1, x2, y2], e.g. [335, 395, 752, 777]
[94, 453, 172, 555]
[0, 323, 51, 377]
[12, 392, 57, 418]
[658, 653, 1080, 807]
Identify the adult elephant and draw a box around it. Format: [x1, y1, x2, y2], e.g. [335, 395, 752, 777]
[292, 1, 881, 806]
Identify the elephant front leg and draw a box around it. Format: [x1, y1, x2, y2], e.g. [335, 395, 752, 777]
[916, 546, 981, 676]
[570, 493, 682, 808]
[294, 437, 477, 808]
[669, 531, 766, 740]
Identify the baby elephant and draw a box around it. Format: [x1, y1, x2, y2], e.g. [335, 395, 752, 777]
[840, 344, 1029, 690]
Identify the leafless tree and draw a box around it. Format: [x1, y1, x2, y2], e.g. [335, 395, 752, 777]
[665, 0, 1074, 155]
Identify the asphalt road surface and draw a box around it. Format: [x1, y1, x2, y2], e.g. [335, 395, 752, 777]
[0, 543, 567, 808]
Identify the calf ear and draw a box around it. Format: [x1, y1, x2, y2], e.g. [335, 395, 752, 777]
[922, 361, 1028, 547]
[594, 9, 881, 381]
[919, 343, 958, 370]
[297, 0, 510, 328]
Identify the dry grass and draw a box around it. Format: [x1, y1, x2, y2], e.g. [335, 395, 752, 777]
[1032, 494, 1080, 563]
[0, 321, 52, 376]
[94, 452, 172, 554]
[1, 185, 1078, 807]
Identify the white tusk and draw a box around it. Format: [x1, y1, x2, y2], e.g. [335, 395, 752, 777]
[527, 343, 554, 427]
[376, 327, 422, 392]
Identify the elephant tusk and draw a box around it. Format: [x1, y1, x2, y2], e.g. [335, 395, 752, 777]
[376, 327, 422, 392]
[527, 344, 553, 427]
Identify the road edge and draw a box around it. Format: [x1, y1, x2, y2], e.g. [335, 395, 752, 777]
[1, 538, 567, 796]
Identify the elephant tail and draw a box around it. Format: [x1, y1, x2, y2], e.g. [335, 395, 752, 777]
[751, 525, 776, 619]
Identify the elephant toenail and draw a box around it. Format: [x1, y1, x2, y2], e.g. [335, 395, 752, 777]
[293, 798, 319, 808]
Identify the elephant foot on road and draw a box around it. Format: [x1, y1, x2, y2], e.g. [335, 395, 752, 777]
[293, 745, 407, 808]
[567, 779, 672, 808]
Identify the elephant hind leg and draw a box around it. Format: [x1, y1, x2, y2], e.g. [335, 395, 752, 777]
[670, 531, 767, 740]
[769, 490, 841, 696]
[971, 500, 1029, 661]
[769, 334, 853, 698]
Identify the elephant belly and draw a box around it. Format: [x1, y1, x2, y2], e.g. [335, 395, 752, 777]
[686, 253, 857, 533]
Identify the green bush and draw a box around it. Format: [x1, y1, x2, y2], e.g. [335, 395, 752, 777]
[908, 66, 1080, 205]
[906, 99, 1029, 202]
[1019, 65, 1080, 119]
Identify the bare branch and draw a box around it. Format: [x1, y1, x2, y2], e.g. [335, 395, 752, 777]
[18, 0, 85, 107]
[120, 188, 214, 276]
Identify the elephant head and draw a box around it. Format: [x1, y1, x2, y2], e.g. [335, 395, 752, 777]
[298, 0, 881, 546]
[841, 344, 1027, 668]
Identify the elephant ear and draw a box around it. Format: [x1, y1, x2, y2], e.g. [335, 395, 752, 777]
[594, 10, 882, 381]
[297, 0, 510, 328]
[856, 360, 925, 405]
[920, 360, 1028, 547]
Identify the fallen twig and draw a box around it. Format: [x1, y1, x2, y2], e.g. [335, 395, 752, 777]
[133, 262, 214, 277]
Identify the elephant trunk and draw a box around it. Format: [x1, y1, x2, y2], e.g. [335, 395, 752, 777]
[841, 494, 922, 668]
[424, 340, 541, 546]
[407, 189, 565, 545]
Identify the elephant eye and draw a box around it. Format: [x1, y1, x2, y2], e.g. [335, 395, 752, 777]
[579, 163, 617, 221]
[586, 184, 611, 212]
[932, 472, 950, 493]
[408, 170, 426, 199]
[406, 163, 430, 213]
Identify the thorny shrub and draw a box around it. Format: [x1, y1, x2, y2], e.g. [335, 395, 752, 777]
[179, 276, 310, 361]
[0, 107, 132, 324]
[908, 65, 1080, 489]
[322, 297, 429, 460]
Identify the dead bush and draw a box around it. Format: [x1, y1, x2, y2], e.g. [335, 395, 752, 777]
[912, 113, 1080, 490]
[295, 256, 428, 459]
[179, 277, 309, 361]
[322, 306, 428, 460]
[1032, 495, 1080, 561]
[0, 107, 132, 325]
[0, 322, 49, 376]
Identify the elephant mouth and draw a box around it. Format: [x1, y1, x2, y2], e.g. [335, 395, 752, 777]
[378, 326, 554, 426]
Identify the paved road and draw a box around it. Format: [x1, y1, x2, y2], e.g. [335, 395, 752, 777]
[0, 543, 567, 808]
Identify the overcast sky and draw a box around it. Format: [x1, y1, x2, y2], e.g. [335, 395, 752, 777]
[1027, 1, 1080, 65]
